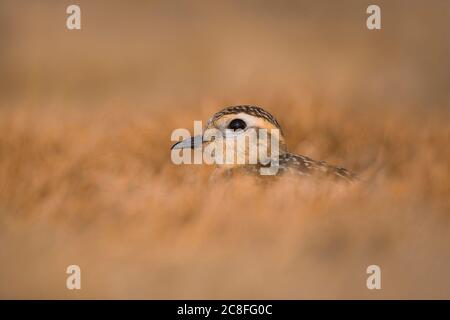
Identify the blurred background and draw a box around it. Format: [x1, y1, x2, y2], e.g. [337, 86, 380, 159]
[0, 0, 449, 298]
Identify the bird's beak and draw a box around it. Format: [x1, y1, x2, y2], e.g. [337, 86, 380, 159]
[171, 135, 203, 150]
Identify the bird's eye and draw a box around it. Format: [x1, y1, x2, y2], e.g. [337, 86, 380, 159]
[228, 119, 247, 130]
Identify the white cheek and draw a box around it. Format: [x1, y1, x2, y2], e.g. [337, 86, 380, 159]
[223, 129, 241, 138]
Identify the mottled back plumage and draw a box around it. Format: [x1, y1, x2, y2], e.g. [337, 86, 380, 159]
[276, 153, 357, 182]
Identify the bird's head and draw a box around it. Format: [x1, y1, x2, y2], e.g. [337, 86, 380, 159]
[171, 105, 288, 170]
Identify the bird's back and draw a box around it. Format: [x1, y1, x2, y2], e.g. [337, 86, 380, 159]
[275, 153, 357, 182]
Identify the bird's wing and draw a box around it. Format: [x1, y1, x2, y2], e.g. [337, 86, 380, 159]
[277, 153, 357, 182]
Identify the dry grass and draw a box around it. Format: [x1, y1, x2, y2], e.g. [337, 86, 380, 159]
[1, 0, 450, 299]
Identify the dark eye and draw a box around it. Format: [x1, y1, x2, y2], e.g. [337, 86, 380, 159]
[228, 119, 247, 130]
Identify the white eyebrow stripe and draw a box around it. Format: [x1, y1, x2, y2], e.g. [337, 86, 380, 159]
[228, 113, 277, 130]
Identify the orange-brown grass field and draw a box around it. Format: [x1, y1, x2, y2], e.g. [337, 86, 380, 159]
[0, 1, 450, 299]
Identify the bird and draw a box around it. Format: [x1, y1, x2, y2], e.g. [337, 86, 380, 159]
[171, 105, 357, 182]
